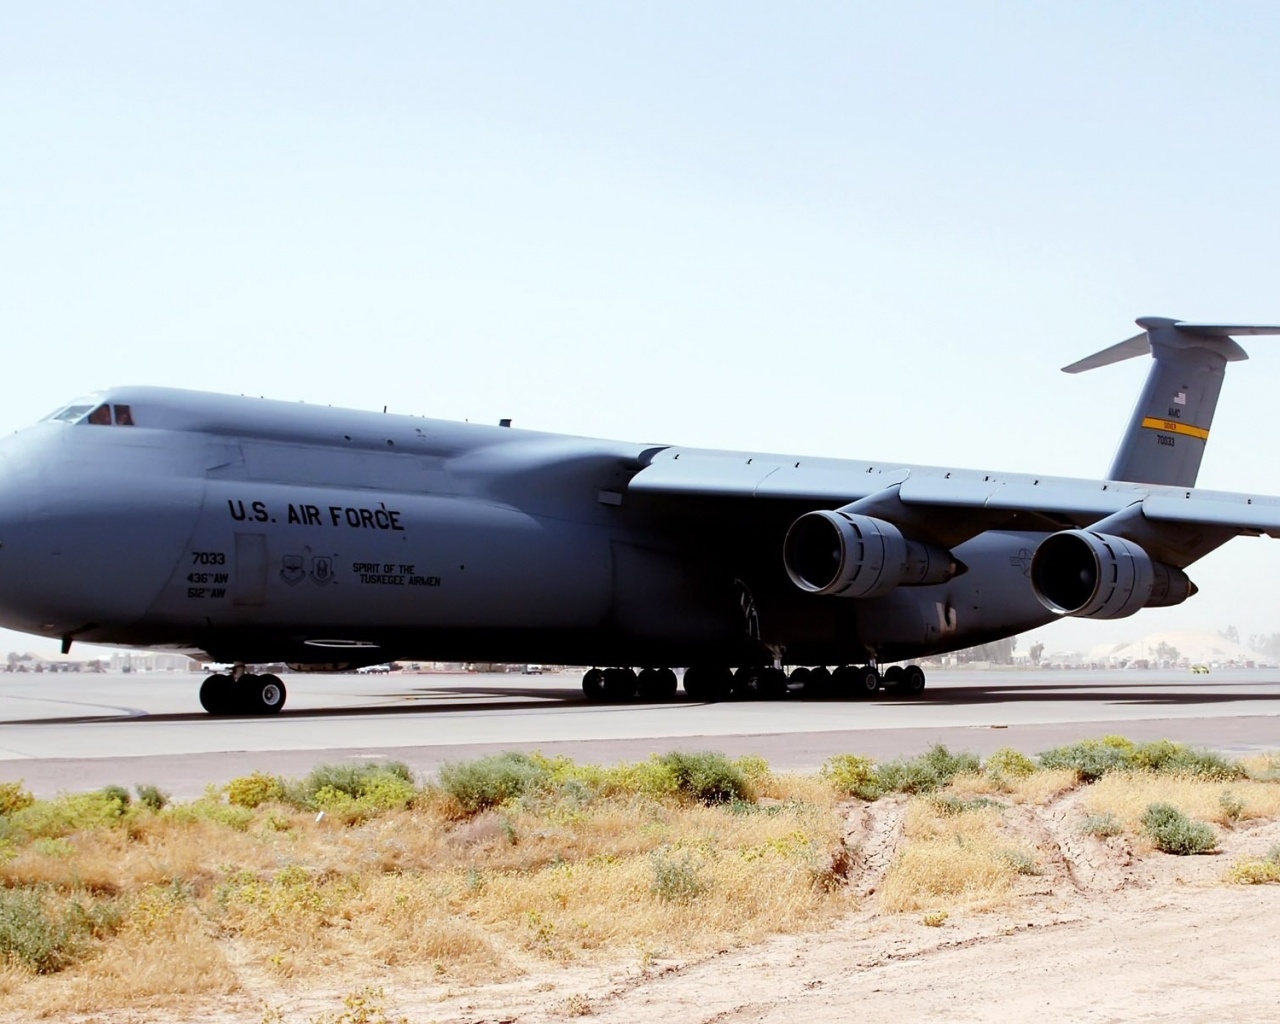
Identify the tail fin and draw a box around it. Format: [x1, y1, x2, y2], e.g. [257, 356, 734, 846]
[1063, 317, 1280, 487]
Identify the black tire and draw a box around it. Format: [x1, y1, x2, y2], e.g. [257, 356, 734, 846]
[806, 666, 833, 697]
[830, 664, 857, 695]
[242, 673, 287, 715]
[198, 674, 232, 715]
[853, 665, 881, 698]
[882, 665, 905, 688]
[787, 666, 812, 694]
[681, 666, 708, 701]
[733, 666, 760, 700]
[601, 668, 638, 700]
[582, 668, 606, 701]
[684, 665, 733, 702]
[757, 667, 788, 700]
[902, 664, 927, 695]
[637, 667, 678, 701]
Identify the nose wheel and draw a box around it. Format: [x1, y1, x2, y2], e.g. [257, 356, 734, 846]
[199, 670, 287, 715]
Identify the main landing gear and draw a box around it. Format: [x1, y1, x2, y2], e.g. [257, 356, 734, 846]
[199, 665, 288, 716]
[581, 663, 927, 703]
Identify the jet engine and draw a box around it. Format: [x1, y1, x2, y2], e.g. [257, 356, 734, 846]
[783, 509, 963, 599]
[1030, 529, 1195, 619]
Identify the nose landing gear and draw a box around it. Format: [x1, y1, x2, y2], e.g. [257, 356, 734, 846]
[199, 665, 288, 715]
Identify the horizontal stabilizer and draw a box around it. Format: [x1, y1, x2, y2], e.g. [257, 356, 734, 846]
[1061, 331, 1148, 374]
[1063, 318, 1280, 374]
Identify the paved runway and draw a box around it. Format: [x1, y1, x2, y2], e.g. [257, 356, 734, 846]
[2, 668, 1279, 797]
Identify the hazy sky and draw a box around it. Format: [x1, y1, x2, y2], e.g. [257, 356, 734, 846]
[3, 2, 1280, 658]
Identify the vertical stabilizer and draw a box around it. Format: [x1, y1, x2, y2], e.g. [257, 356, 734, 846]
[1063, 317, 1280, 488]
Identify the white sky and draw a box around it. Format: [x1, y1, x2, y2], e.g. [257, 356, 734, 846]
[3, 2, 1280, 658]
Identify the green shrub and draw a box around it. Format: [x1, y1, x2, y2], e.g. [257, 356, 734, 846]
[302, 761, 414, 801]
[984, 747, 1037, 781]
[732, 755, 773, 790]
[820, 754, 881, 800]
[1219, 791, 1246, 824]
[165, 799, 254, 831]
[1038, 737, 1137, 781]
[1000, 849, 1043, 875]
[1133, 742, 1244, 781]
[591, 758, 680, 799]
[439, 752, 553, 814]
[8, 791, 132, 840]
[0, 888, 120, 974]
[0, 781, 35, 816]
[649, 850, 709, 902]
[226, 771, 284, 809]
[1080, 812, 1123, 838]
[1227, 845, 1280, 884]
[0, 888, 74, 973]
[98, 785, 131, 810]
[134, 784, 170, 811]
[1039, 737, 1244, 783]
[874, 745, 980, 796]
[655, 751, 752, 804]
[1140, 802, 1217, 855]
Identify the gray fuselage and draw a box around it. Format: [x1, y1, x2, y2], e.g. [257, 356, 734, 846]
[0, 387, 1059, 668]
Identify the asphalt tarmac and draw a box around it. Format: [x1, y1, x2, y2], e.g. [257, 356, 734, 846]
[2, 668, 1279, 797]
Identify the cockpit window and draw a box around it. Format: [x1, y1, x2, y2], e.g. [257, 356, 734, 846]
[43, 399, 139, 426]
[49, 404, 94, 423]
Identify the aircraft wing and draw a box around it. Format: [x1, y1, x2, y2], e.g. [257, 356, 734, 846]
[628, 448, 1280, 549]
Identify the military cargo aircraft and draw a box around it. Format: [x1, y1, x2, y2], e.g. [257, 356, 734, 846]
[1, 316, 1278, 715]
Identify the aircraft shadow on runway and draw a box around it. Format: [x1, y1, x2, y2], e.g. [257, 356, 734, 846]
[4, 678, 1280, 726]
[880, 679, 1280, 708]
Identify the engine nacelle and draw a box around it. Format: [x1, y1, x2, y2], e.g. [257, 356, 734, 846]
[783, 510, 962, 599]
[1030, 530, 1196, 619]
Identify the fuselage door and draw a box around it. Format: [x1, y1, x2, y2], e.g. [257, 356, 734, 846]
[232, 533, 268, 607]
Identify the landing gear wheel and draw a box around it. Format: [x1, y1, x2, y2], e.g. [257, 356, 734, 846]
[582, 668, 606, 701]
[830, 664, 856, 696]
[637, 667, 678, 701]
[601, 668, 638, 701]
[853, 665, 881, 698]
[882, 665, 905, 688]
[787, 666, 812, 694]
[199, 674, 233, 715]
[902, 664, 927, 695]
[682, 665, 733, 702]
[756, 667, 788, 700]
[732, 666, 759, 700]
[243, 673, 287, 715]
[806, 666, 833, 697]
[681, 666, 708, 701]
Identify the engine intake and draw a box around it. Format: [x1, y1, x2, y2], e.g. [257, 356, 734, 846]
[783, 510, 962, 599]
[1030, 529, 1196, 619]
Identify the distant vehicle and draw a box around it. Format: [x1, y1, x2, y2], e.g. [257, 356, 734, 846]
[522, 665, 545, 675]
[0, 317, 1278, 715]
[355, 664, 393, 674]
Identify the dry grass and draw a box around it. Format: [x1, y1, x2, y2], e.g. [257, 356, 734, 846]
[6, 742, 1280, 1017]
[1082, 773, 1280, 830]
[0, 769, 849, 1009]
[945, 768, 1077, 805]
[878, 796, 1028, 913]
